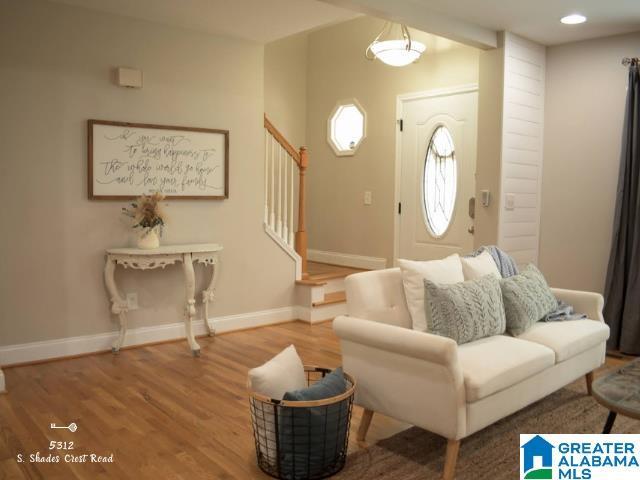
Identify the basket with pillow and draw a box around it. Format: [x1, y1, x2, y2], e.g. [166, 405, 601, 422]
[248, 345, 356, 480]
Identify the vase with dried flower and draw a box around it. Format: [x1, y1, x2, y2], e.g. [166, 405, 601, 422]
[122, 193, 166, 249]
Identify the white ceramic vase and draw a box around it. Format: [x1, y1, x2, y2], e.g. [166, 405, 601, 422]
[137, 229, 160, 249]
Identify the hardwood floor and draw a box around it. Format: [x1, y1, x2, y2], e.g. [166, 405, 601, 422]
[0, 321, 406, 480]
[0, 321, 627, 479]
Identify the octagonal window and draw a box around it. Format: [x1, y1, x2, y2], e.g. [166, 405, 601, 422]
[327, 100, 366, 156]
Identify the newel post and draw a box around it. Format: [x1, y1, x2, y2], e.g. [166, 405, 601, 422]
[295, 147, 309, 278]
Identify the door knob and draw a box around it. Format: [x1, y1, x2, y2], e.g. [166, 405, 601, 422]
[468, 225, 475, 235]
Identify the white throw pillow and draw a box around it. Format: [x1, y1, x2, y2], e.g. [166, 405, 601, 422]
[248, 344, 306, 399]
[398, 254, 465, 332]
[461, 250, 501, 280]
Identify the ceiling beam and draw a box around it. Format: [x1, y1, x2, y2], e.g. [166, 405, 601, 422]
[320, 0, 498, 50]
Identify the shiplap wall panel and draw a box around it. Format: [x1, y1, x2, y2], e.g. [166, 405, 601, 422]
[502, 222, 538, 238]
[499, 32, 546, 267]
[502, 208, 539, 224]
[505, 118, 541, 138]
[504, 178, 538, 194]
[510, 250, 538, 265]
[503, 163, 538, 180]
[502, 148, 539, 166]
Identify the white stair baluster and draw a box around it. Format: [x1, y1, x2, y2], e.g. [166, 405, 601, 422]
[270, 135, 275, 229]
[276, 145, 283, 237]
[264, 130, 269, 224]
[282, 151, 288, 244]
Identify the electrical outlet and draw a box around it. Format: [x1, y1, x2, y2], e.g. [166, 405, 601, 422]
[126, 293, 139, 310]
[364, 190, 372, 206]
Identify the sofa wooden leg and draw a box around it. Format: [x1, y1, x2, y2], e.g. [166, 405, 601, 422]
[586, 371, 594, 396]
[443, 439, 460, 480]
[357, 409, 374, 442]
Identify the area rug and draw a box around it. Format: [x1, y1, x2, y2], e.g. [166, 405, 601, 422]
[338, 377, 640, 479]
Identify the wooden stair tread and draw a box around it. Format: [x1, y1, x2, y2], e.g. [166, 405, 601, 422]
[306, 261, 366, 282]
[295, 279, 327, 287]
[312, 291, 346, 307]
[307, 271, 354, 281]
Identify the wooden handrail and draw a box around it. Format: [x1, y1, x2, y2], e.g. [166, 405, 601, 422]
[264, 114, 301, 166]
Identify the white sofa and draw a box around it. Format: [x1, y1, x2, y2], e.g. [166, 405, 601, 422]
[333, 267, 610, 480]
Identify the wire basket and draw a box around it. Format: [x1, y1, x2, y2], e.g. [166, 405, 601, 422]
[249, 366, 356, 480]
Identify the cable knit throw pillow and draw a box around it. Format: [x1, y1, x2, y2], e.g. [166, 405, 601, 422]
[500, 264, 558, 336]
[423, 275, 506, 345]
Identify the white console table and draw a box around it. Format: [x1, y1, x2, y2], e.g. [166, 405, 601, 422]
[104, 243, 222, 356]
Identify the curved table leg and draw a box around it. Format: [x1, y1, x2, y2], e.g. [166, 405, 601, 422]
[202, 258, 220, 336]
[182, 253, 201, 356]
[104, 257, 129, 353]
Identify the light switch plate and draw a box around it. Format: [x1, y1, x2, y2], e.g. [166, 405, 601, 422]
[481, 189, 490, 207]
[364, 190, 372, 205]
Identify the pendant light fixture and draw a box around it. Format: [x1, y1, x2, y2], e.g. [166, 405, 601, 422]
[365, 22, 426, 67]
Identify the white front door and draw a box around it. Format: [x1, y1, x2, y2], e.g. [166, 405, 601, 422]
[397, 87, 478, 261]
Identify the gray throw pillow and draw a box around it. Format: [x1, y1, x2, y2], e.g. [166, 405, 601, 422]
[424, 275, 506, 345]
[279, 368, 349, 478]
[500, 264, 558, 336]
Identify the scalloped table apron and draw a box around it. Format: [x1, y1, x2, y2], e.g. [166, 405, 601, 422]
[104, 243, 223, 356]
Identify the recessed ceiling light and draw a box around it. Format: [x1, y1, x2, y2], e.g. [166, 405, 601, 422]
[560, 14, 587, 25]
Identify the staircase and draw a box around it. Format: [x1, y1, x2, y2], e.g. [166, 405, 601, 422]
[263, 114, 309, 280]
[296, 262, 365, 323]
[264, 115, 365, 321]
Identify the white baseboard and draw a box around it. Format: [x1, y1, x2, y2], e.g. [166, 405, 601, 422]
[0, 306, 298, 367]
[295, 303, 347, 324]
[0, 369, 5, 393]
[308, 249, 386, 270]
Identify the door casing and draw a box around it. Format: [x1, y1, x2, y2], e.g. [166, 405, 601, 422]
[393, 84, 479, 265]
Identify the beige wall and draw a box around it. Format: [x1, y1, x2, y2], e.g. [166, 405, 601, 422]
[305, 17, 480, 265]
[264, 32, 308, 148]
[540, 31, 640, 293]
[0, 0, 296, 347]
[474, 42, 504, 249]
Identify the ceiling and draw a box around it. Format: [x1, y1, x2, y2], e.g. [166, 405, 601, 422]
[49, 0, 359, 43]
[408, 0, 640, 45]
[49, 0, 640, 47]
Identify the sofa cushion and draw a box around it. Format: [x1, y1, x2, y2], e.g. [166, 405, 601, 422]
[461, 250, 501, 280]
[424, 275, 506, 345]
[501, 264, 558, 336]
[398, 255, 465, 332]
[458, 336, 555, 402]
[517, 320, 610, 362]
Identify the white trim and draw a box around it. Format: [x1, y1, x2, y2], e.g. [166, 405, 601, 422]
[394, 84, 479, 265]
[0, 369, 5, 393]
[0, 307, 298, 367]
[295, 303, 347, 324]
[397, 84, 479, 103]
[307, 249, 386, 270]
[264, 222, 302, 280]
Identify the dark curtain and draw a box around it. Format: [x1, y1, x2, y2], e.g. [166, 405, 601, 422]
[604, 59, 640, 354]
